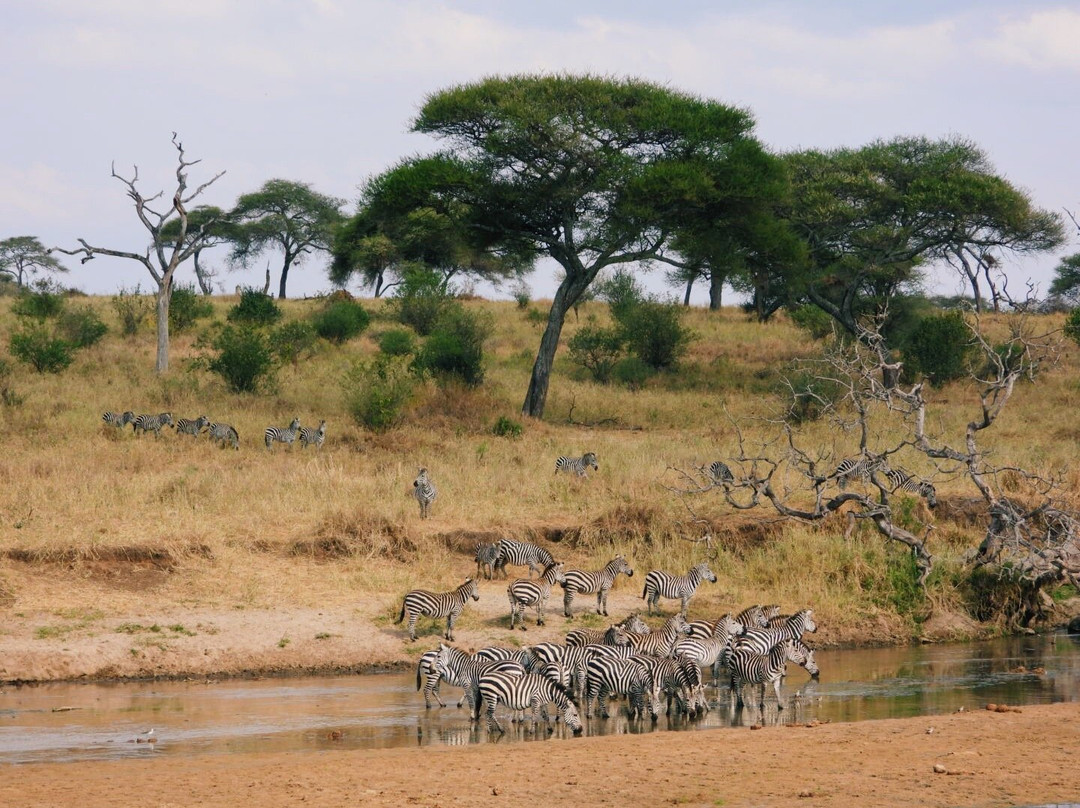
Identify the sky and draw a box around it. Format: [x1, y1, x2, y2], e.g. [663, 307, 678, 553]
[2, 0, 1078, 303]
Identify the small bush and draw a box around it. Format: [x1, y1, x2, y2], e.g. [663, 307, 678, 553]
[617, 301, 693, 371]
[414, 305, 492, 387]
[393, 266, 451, 336]
[169, 284, 214, 333]
[227, 289, 282, 327]
[12, 284, 65, 320]
[205, 325, 275, 393]
[525, 308, 547, 327]
[596, 269, 646, 322]
[377, 329, 416, 357]
[269, 320, 318, 365]
[492, 415, 523, 439]
[343, 355, 415, 432]
[510, 281, 531, 310]
[313, 299, 371, 344]
[56, 306, 108, 348]
[788, 305, 834, 340]
[612, 356, 652, 390]
[10, 326, 74, 373]
[567, 322, 624, 383]
[903, 311, 973, 387]
[111, 286, 153, 337]
[1064, 308, 1080, 346]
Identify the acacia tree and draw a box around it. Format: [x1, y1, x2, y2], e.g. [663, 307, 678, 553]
[228, 179, 345, 299]
[55, 134, 224, 373]
[407, 74, 777, 418]
[0, 237, 68, 289]
[160, 205, 236, 294]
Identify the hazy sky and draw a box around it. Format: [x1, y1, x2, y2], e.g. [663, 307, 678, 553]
[2, 1, 1078, 302]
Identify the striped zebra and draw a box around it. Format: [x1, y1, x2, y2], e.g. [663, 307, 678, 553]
[784, 637, 820, 680]
[299, 420, 326, 450]
[395, 578, 479, 642]
[832, 455, 889, 489]
[554, 452, 599, 478]
[565, 615, 644, 647]
[475, 645, 537, 671]
[102, 410, 135, 429]
[416, 649, 469, 709]
[478, 671, 583, 735]
[208, 422, 239, 450]
[641, 562, 717, 616]
[174, 415, 210, 437]
[635, 653, 705, 718]
[508, 562, 566, 630]
[528, 642, 594, 705]
[493, 539, 553, 579]
[434, 643, 526, 720]
[583, 654, 655, 719]
[687, 613, 746, 640]
[882, 467, 938, 508]
[673, 622, 743, 686]
[413, 468, 437, 519]
[561, 555, 634, 618]
[733, 609, 817, 655]
[734, 605, 769, 630]
[473, 542, 502, 580]
[728, 640, 794, 710]
[701, 460, 734, 486]
[264, 417, 300, 450]
[132, 412, 173, 437]
[623, 613, 692, 657]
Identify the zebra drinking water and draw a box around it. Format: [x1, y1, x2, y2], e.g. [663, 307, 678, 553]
[433, 643, 526, 720]
[493, 538, 553, 579]
[508, 561, 566, 630]
[395, 578, 479, 642]
[561, 555, 634, 617]
[132, 412, 173, 437]
[413, 468, 437, 519]
[554, 452, 599, 478]
[477, 671, 583, 735]
[208, 422, 239, 450]
[102, 410, 135, 429]
[299, 420, 326, 450]
[583, 655, 655, 720]
[264, 417, 300, 450]
[641, 562, 717, 616]
[734, 609, 817, 655]
[174, 415, 210, 437]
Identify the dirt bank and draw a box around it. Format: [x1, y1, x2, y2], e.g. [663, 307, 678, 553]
[2, 702, 1078, 807]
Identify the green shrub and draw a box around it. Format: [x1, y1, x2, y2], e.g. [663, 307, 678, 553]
[12, 284, 65, 320]
[596, 269, 646, 323]
[227, 289, 282, 327]
[902, 310, 973, 387]
[492, 415, 523, 439]
[10, 326, 74, 373]
[617, 301, 692, 371]
[788, 305, 834, 340]
[525, 308, 547, 327]
[567, 322, 624, 383]
[343, 355, 415, 432]
[393, 266, 451, 336]
[312, 299, 371, 344]
[781, 370, 844, 424]
[269, 320, 318, 365]
[111, 286, 153, 337]
[168, 283, 214, 333]
[56, 306, 107, 348]
[511, 282, 531, 310]
[612, 356, 652, 390]
[205, 325, 275, 393]
[414, 305, 492, 387]
[377, 328, 416, 357]
[0, 358, 21, 407]
[1064, 308, 1080, 346]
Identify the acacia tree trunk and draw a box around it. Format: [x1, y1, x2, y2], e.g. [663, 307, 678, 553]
[193, 250, 214, 295]
[683, 275, 694, 306]
[278, 257, 292, 299]
[155, 281, 172, 374]
[708, 270, 725, 310]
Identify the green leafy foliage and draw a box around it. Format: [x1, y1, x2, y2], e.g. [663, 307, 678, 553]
[9, 326, 74, 373]
[205, 325, 275, 393]
[56, 306, 107, 348]
[492, 415, 523, 439]
[312, 299, 371, 344]
[612, 356, 652, 390]
[567, 322, 624, 383]
[227, 289, 282, 327]
[902, 311, 973, 386]
[343, 355, 415, 432]
[269, 320, 318, 365]
[511, 282, 531, 310]
[788, 305, 834, 340]
[168, 283, 214, 333]
[11, 284, 65, 320]
[617, 301, 693, 371]
[377, 328, 416, 356]
[1064, 308, 1080, 346]
[111, 286, 153, 337]
[392, 266, 451, 335]
[414, 305, 491, 386]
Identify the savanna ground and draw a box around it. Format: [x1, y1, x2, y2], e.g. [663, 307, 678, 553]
[1, 294, 1079, 804]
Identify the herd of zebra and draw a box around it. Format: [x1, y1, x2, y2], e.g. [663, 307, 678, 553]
[395, 538, 818, 735]
[101, 410, 327, 451]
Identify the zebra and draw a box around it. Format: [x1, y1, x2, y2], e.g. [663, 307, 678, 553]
[102, 410, 135, 429]
[882, 467, 938, 508]
[674, 621, 745, 686]
[395, 578, 479, 642]
[473, 542, 502, 580]
[735, 604, 781, 630]
[413, 467, 437, 519]
[701, 460, 734, 486]
[477, 671, 583, 735]
[561, 555, 634, 618]
[493, 538, 553, 579]
[554, 452, 599, 478]
[728, 639, 794, 710]
[508, 562, 566, 630]
[783, 637, 820, 680]
[475, 646, 536, 673]
[528, 643, 595, 705]
[832, 455, 889, 489]
[687, 613, 746, 641]
[635, 653, 706, 718]
[299, 420, 326, 450]
[434, 643, 526, 720]
[641, 562, 717, 616]
[583, 654, 655, 719]
[416, 649, 469, 709]
[174, 415, 210, 437]
[733, 609, 818, 656]
[623, 613, 693, 657]
[208, 422, 239, 450]
[132, 412, 173, 437]
[565, 616, 644, 647]
[264, 417, 300, 450]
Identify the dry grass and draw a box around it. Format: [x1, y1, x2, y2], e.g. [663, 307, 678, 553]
[0, 293, 1075, 638]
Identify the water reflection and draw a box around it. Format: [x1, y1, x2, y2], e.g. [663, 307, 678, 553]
[1, 633, 1077, 763]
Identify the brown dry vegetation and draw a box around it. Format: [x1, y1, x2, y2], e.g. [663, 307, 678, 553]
[0, 293, 1078, 682]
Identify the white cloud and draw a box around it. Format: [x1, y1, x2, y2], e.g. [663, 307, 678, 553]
[980, 8, 1080, 71]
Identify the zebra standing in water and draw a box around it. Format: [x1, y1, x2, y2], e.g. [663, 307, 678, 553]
[102, 410, 135, 429]
[623, 613, 693, 657]
[416, 649, 469, 709]
[299, 420, 326, 450]
[882, 467, 937, 508]
[729, 640, 793, 710]
[434, 643, 526, 720]
[583, 654, 655, 719]
[554, 452, 599, 478]
[132, 412, 173, 437]
[508, 561, 566, 630]
[208, 422, 239, 450]
[561, 555, 634, 617]
[477, 670, 583, 735]
[473, 542, 502, 580]
[641, 562, 717, 616]
[832, 455, 889, 489]
[174, 415, 210, 437]
[413, 468, 437, 519]
[395, 578, 479, 642]
[493, 538, 553, 579]
[264, 417, 300, 450]
[734, 609, 817, 655]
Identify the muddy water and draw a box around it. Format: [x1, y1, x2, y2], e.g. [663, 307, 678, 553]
[2, 633, 1078, 764]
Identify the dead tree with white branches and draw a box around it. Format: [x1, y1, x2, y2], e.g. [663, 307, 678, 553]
[54, 134, 225, 374]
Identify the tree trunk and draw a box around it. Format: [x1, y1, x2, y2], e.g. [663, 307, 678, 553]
[522, 295, 571, 418]
[683, 275, 694, 306]
[154, 281, 172, 374]
[708, 271, 725, 311]
[193, 250, 214, 295]
[278, 258, 291, 299]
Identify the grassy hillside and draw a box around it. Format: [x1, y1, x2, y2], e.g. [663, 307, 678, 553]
[0, 291, 1077, 649]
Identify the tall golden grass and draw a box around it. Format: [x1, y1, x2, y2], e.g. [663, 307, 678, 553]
[0, 292, 1074, 636]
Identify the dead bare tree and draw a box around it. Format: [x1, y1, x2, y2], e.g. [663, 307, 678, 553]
[54, 134, 225, 373]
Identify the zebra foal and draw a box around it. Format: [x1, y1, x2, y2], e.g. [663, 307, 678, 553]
[413, 468, 437, 518]
[264, 417, 300, 450]
[554, 452, 599, 478]
[473, 542, 502, 580]
[561, 555, 634, 617]
[395, 578, 479, 642]
[641, 562, 717, 616]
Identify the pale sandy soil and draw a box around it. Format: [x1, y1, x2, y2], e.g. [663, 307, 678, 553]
[1, 703, 1078, 808]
